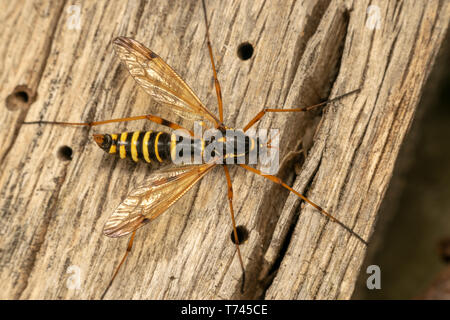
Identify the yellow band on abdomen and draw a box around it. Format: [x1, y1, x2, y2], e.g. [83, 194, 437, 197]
[142, 131, 151, 163]
[109, 134, 118, 154]
[131, 131, 140, 162]
[154, 131, 163, 162]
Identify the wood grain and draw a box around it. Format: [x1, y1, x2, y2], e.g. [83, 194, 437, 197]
[0, 0, 448, 299]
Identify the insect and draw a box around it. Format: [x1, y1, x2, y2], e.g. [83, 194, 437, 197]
[25, 0, 364, 298]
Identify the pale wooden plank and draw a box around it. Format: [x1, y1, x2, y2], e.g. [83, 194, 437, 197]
[0, 0, 448, 300]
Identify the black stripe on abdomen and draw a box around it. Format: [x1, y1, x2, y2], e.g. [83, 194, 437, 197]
[146, 131, 171, 163]
[156, 132, 171, 162]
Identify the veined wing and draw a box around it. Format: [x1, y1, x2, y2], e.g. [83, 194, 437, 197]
[103, 162, 216, 238]
[113, 36, 219, 128]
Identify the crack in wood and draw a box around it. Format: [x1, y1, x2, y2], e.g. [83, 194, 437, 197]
[261, 151, 324, 299]
[0, 2, 67, 169]
[16, 162, 70, 298]
[249, 2, 353, 299]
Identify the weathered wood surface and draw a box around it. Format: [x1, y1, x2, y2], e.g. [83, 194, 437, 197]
[0, 0, 448, 300]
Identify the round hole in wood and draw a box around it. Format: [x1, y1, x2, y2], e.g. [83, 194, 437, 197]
[58, 146, 73, 161]
[237, 42, 254, 60]
[6, 85, 34, 111]
[230, 225, 249, 245]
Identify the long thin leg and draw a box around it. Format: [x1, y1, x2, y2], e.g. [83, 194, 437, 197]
[24, 113, 195, 136]
[101, 230, 137, 299]
[238, 164, 367, 245]
[243, 88, 361, 132]
[223, 165, 246, 293]
[202, 0, 224, 125]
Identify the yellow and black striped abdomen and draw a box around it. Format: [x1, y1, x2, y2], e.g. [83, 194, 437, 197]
[94, 131, 172, 163]
[93, 129, 258, 165]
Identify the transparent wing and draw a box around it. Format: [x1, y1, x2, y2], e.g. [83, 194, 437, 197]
[103, 163, 216, 238]
[113, 36, 219, 128]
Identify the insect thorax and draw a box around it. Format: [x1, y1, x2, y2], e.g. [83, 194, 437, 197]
[173, 129, 258, 165]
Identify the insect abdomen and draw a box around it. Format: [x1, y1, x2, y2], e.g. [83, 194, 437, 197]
[97, 131, 172, 163]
